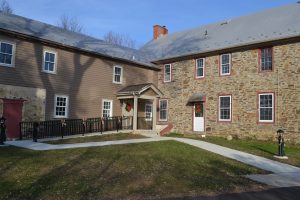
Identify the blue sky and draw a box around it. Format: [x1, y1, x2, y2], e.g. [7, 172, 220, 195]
[8, 0, 296, 47]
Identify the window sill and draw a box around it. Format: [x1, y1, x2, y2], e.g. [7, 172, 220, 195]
[113, 81, 122, 84]
[0, 63, 14, 68]
[42, 70, 56, 74]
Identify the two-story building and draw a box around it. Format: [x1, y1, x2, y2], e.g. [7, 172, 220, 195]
[1, 3, 300, 142]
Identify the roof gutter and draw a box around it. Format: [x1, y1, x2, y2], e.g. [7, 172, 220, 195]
[151, 34, 300, 64]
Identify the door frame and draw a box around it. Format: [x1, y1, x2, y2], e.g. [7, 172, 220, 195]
[144, 103, 153, 121]
[192, 102, 205, 132]
[1, 98, 26, 139]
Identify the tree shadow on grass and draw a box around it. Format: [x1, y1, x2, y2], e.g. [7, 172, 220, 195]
[2, 148, 122, 200]
[249, 145, 276, 156]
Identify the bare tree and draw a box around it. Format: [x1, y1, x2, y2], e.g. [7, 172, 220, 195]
[57, 14, 83, 33]
[0, 0, 13, 14]
[103, 31, 136, 49]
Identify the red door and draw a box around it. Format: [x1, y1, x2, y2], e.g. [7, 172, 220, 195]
[1, 99, 26, 139]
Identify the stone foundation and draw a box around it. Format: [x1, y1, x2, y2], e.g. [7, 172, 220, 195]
[0, 84, 46, 121]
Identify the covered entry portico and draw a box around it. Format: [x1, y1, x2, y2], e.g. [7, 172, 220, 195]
[117, 84, 163, 132]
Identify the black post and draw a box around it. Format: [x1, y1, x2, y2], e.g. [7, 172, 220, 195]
[33, 122, 39, 142]
[61, 119, 66, 138]
[277, 129, 285, 157]
[101, 118, 103, 134]
[82, 118, 85, 136]
[116, 117, 119, 132]
[0, 117, 6, 145]
[19, 122, 22, 140]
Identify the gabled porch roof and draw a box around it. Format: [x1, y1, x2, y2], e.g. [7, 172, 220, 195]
[117, 83, 163, 97]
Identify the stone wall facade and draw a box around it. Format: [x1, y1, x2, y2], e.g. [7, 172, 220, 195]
[157, 41, 300, 143]
[0, 84, 46, 121]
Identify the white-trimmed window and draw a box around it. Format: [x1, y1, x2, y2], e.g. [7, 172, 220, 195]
[219, 95, 232, 121]
[113, 66, 123, 84]
[196, 58, 205, 78]
[220, 54, 231, 76]
[163, 64, 171, 82]
[159, 99, 168, 121]
[0, 41, 15, 67]
[54, 95, 69, 118]
[102, 100, 113, 118]
[258, 93, 274, 123]
[43, 50, 57, 73]
[145, 103, 153, 121]
[260, 48, 273, 71]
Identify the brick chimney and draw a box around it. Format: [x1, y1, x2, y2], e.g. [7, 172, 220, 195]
[153, 25, 168, 39]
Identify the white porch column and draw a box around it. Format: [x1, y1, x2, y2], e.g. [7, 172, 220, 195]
[133, 95, 138, 131]
[152, 98, 157, 131]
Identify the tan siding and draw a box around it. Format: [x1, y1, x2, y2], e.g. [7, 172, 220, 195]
[0, 33, 158, 120]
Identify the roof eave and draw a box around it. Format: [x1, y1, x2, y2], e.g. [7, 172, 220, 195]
[151, 34, 300, 64]
[0, 28, 160, 70]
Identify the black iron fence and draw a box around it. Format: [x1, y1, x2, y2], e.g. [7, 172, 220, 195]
[137, 117, 153, 130]
[20, 116, 133, 140]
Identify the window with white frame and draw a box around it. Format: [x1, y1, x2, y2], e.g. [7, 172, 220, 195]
[145, 103, 153, 121]
[219, 95, 231, 121]
[260, 48, 273, 71]
[220, 54, 231, 76]
[54, 95, 69, 118]
[0, 41, 15, 67]
[163, 64, 171, 82]
[159, 99, 168, 121]
[113, 66, 123, 84]
[43, 51, 56, 73]
[196, 58, 205, 78]
[259, 93, 274, 122]
[102, 100, 113, 118]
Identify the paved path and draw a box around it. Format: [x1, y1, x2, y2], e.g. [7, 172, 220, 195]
[5, 137, 170, 150]
[168, 186, 300, 200]
[169, 137, 300, 187]
[5, 135, 300, 187]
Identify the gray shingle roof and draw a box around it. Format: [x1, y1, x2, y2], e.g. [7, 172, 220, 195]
[0, 12, 156, 68]
[118, 83, 152, 94]
[1, 3, 299, 65]
[140, 2, 300, 61]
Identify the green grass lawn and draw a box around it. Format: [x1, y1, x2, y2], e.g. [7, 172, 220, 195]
[0, 141, 267, 200]
[166, 133, 300, 167]
[44, 133, 147, 144]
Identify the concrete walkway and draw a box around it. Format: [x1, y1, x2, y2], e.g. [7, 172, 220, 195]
[5, 137, 170, 151]
[169, 137, 300, 187]
[4, 135, 300, 187]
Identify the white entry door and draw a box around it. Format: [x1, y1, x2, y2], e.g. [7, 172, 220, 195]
[193, 103, 204, 132]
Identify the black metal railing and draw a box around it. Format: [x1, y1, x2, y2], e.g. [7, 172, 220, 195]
[137, 117, 153, 130]
[19, 116, 133, 140]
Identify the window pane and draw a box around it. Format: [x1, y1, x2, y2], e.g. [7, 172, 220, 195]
[1, 43, 13, 54]
[222, 54, 229, 64]
[114, 75, 120, 82]
[0, 54, 4, 63]
[259, 94, 273, 121]
[45, 52, 50, 61]
[222, 64, 229, 74]
[164, 65, 171, 81]
[49, 53, 55, 62]
[219, 96, 231, 120]
[261, 48, 272, 71]
[4, 55, 12, 64]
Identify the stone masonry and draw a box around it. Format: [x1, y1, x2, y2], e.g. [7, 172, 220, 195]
[0, 84, 46, 121]
[158, 41, 300, 143]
